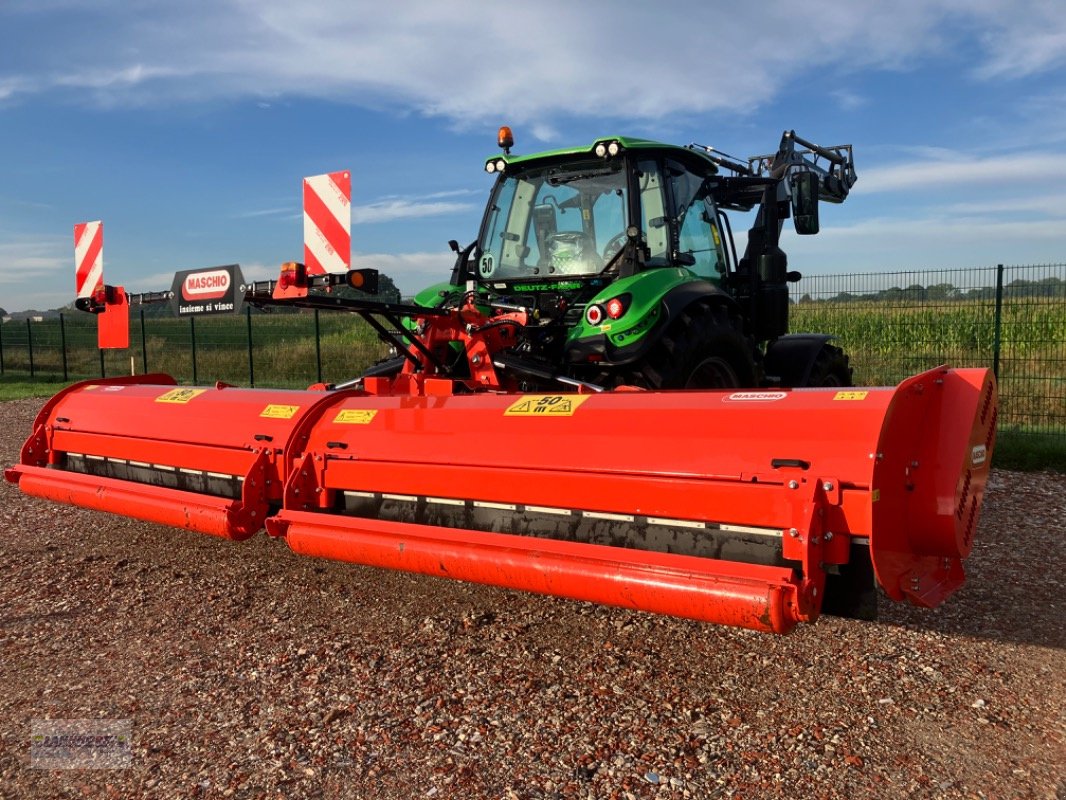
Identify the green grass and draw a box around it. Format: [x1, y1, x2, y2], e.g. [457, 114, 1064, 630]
[991, 429, 1066, 472]
[0, 375, 70, 401]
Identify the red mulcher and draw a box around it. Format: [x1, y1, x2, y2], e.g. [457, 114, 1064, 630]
[6, 359, 996, 634]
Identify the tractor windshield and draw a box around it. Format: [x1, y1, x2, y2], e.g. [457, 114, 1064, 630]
[477, 160, 628, 281]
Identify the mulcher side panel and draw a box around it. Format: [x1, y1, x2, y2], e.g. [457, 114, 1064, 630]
[870, 367, 998, 606]
[6, 377, 357, 539]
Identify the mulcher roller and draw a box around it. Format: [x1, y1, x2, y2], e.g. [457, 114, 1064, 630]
[5, 366, 997, 634]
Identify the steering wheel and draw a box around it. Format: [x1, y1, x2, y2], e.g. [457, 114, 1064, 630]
[602, 232, 628, 262]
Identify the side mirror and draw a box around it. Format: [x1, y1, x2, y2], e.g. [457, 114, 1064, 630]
[791, 171, 820, 235]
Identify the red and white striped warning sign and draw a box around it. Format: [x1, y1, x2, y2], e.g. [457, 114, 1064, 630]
[74, 220, 104, 298]
[303, 171, 351, 275]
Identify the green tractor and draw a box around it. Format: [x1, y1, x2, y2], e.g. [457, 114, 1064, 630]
[396, 128, 857, 391]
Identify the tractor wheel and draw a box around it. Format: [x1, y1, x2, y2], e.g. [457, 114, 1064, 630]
[805, 343, 853, 387]
[624, 302, 756, 390]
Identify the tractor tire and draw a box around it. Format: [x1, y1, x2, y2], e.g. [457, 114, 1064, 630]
[805, 343, 853, 387]
[623, 302, 756, 390]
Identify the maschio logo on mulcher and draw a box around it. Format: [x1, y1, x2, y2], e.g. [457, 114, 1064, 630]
[725, 392, 787, 402]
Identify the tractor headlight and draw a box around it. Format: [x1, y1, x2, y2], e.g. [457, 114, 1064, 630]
[594, 142, 608, 157]
[607, 141, 622, 157]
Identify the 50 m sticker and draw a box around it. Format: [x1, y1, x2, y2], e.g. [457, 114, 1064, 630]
[155, 388, 206, 404]
[260, 404, 299, 419]
[505, 395, 591, 417]
[333, 409, 378, 425]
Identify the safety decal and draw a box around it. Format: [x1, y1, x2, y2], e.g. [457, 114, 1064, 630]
[333, 409, 378, 425]
[971, 445, 987, 466]
[834, 391, 869, 401]
[260, 404, 300, 419]
[872, 489, 881, 503]
[155, 388, 207, 404]
[504, 395, 591, 417]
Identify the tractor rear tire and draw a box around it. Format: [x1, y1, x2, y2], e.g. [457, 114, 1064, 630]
[624, 302, 756, 390]
[805, 343, 853, 387]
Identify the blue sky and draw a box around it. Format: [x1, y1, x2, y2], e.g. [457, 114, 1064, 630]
[2, 0, 1065, 311]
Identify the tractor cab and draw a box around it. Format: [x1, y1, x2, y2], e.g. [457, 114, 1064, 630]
[476, 137, 734, 294]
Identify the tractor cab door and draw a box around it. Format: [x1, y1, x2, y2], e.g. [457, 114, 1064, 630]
[664, 159, 730, 282]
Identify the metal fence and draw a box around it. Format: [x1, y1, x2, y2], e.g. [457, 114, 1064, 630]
[790, 263, 1064, 439]
[2, 263, 1064, 439]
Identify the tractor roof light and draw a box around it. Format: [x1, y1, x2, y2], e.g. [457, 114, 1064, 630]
[595, 140, 623, 159]
[485, 161, 497, 173]
[498, 126, 514, 153]
[486, 158, 507, 174]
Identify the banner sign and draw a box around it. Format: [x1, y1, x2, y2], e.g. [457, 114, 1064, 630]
[169, 264, 246, 316]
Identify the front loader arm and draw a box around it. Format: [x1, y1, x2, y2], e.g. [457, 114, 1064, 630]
[749, 130, 856, 204]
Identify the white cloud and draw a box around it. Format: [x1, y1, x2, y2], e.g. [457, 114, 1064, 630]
[351, 199, 476, 225]
[352, 250, 455, 295]
[2, 1, 1058, 123]
[943, 194, 1066, 216]
[787, 212, 1066, 275]
[971, 2, 1066, 79]
[0, 238, 69, 284]
[859, 152, 1066, 193]
[53, 64, 185, 91]
[231, 207, 293, 220]
[831, 90, 868, 111]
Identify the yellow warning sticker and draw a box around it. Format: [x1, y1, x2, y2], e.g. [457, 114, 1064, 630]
[333, 409, 378, 425]
[155, 388, 206, 404]
[504, 394, 591, 417]
[260, 404, 300, 420]
[872, 489, 881, 503]
[834, 391, 869, 401]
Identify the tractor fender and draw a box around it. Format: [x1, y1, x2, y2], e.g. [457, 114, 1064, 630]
[566, 277, 737, 367]
[612, 279, 737, 365]
[763, 334, 835, 387]
[660, 279, 737, 322]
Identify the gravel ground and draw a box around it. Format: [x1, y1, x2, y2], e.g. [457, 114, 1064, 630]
[0, 395, 1063, 800]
